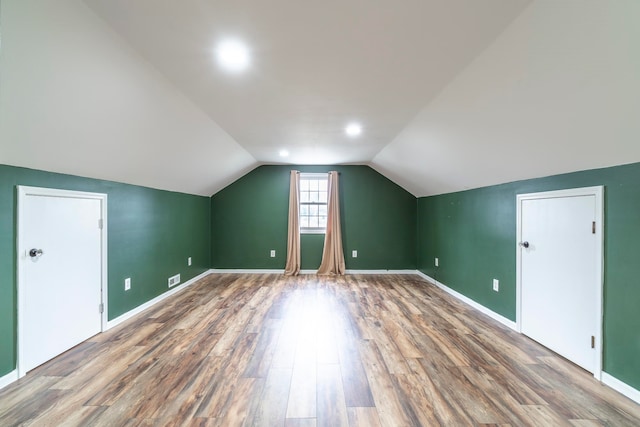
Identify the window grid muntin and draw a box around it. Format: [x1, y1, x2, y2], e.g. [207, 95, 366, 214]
[299, 173, 328, 233]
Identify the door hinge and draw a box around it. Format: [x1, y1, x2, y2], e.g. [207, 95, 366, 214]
[99, 303, 104, 314]
[591, 335, 595, 348]
[592, 221, 596, 234]
[98, 219, 104, 229]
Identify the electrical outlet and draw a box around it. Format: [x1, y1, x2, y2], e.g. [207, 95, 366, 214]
[270, 250, 276, 258]
[352, 250, 358, 258]
[124, 277, 131, 291]
[435, 257, 439, 267]
[493, 279, 499, 292]
[188, 257, 192, 266]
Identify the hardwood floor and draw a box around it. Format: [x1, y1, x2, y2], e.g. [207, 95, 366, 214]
[2, 273, 640, 426]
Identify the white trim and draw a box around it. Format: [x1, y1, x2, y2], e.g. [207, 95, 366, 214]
[210, 269, 285, 274]
[4, 265, 640, 403]
[206, 269, 636, 406]
[602, 372, 640, 405]
[299, 172, 329, 235]
[17, 186, 108, 379]
[345, 269, 418, 275]
[106, 270, 211, 330]
[210, 269, 419, 275]
[415, 271, 517, 330]
[516, 185, 604, 380]
[0, 370, 18, 390]
[300, 230, 326, 235]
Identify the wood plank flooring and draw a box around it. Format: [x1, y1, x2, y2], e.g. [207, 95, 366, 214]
[2, 273, 640, 426]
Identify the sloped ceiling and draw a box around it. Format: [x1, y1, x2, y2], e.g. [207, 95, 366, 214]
[83, 0, 530, 168]
[372, 0, 640, 196]
[4, 1, 638, 197]
[0, 0, 256, 196]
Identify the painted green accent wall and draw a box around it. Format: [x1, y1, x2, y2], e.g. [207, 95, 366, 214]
[211, 165, 416, 270]
[0, 164, 210, 377]
[417, 161, 640, 390]
[301, 234, 325, 270]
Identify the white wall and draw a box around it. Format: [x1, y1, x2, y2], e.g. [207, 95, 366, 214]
[372, 0, 640, 197]
[0, 0, 256, 196]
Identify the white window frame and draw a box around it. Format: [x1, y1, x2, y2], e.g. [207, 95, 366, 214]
[299, 173, 328, 234]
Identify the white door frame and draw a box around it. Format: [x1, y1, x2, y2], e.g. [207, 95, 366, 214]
[16, 186, 108, 378]
[516, 186, 604, 380]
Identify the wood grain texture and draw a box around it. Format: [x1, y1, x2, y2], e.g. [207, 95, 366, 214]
[1, 273, 640, 426]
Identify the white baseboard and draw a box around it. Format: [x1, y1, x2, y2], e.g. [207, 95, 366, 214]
[210, 268, 418, 275]
[345, 269, 418, 275]
[602, 372, 640, 405]
[0, 271, 213, 391]
[105, 270, 212, 330]
[0, 370, 18, 390]
[5, 268, 640, 405]
[415, 271, 517, 331]
[210, 268, 285, 274]
[414, 271, 640, 406]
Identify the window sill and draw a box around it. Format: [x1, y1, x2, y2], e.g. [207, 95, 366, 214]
[301, 229, 326, 235]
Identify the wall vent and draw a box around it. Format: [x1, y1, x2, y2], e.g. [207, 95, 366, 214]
[168, 274, 181, 288]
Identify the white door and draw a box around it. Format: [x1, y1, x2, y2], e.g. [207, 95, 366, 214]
[18, 186, 107, 375]
[517, 187, 603, 376]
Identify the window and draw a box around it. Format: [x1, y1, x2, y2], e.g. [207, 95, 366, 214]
[299, 173, 328, 234]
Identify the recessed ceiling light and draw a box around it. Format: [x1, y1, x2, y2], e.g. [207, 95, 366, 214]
[345, 123, 362, 137]
[215, 39, 250, 72]
[279, 149, 289, 157]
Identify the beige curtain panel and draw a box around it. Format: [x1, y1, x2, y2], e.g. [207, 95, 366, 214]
[317, 171, 346, 275]
[284, 170, 301, 276]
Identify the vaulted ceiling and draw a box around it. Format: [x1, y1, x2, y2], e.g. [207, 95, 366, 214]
[84, 0, 530, 167]
[2, 1, 639, 197]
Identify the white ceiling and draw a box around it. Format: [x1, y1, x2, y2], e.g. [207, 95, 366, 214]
[83, 0, 530, 171]
[6, 1, 638, 198]
[373, 0, 640, 196]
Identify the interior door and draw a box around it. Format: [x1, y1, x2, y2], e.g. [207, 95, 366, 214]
[18, 187, 105, 374]
[518, 188, 602, 374]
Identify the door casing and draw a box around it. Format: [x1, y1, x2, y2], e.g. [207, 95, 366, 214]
[516, 186, 604, 380]
[16, 186, 108, 378]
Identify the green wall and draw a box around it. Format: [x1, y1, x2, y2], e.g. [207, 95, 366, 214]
[211, 165, 416, 270]
[0, 164, 210, 377]
[8, 158, 640, 393]
[417, 161, 640, 390]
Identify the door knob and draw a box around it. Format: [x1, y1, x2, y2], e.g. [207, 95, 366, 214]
[29, 248, 44, 258]
[519, 241, 530, 248]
